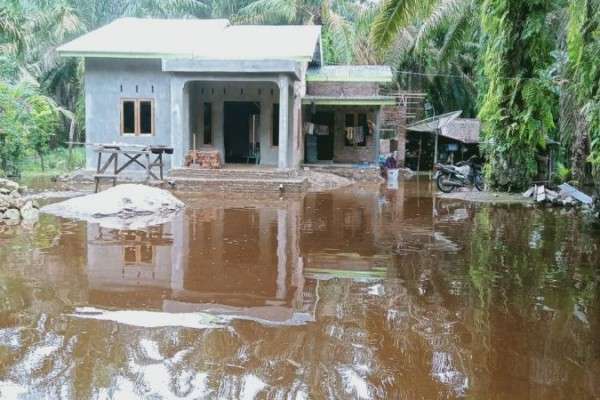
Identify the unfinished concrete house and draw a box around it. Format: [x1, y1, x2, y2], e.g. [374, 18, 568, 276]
[58, 18, 404, 188]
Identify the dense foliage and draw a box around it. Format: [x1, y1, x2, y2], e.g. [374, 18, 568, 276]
[477, 0, 558, 189]
[373, 0, 600, 191]
[1, 0, 600, 190]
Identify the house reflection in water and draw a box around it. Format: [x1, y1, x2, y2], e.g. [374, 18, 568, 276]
[85, 200, 314, 325]
[84, 190, 402, 325]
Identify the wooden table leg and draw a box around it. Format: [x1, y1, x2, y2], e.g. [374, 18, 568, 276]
[159, 153, 163, 180]
[145, 152, 151, 181]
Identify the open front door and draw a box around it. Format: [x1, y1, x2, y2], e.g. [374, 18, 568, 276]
[312, 111, 334, 161]
[223, 101, 260, 163]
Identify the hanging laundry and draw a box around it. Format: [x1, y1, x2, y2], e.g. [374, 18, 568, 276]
[355, 126, 365, 144]
[304, 122, 315, 135]
[316, 125, 329, 136]
[345, 127, 355, 142]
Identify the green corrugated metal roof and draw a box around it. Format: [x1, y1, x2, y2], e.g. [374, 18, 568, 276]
[306, 65, 393, 83]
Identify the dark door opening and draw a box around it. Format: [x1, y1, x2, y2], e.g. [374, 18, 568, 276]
[313, 111, 335, 161]
[224, 101, 260, 163]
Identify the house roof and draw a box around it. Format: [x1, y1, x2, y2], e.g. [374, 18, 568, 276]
[440, 118, 481, 143]
[306, 65, 393, 83]
[57, 18, 322, 62]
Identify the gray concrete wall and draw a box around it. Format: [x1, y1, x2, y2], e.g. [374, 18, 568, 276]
[84, 58, 172, 170]
[84, 58, 301, 171]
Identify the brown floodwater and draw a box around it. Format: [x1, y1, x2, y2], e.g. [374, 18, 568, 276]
[0, 179, 599, 399]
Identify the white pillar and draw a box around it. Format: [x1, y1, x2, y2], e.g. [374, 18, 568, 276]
[170, 78, 185, 168]
[278, 75, 289, 169]
[374, 108, 382, 163]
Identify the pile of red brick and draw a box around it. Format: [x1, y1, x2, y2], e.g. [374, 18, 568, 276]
[185, 149, 221, 169]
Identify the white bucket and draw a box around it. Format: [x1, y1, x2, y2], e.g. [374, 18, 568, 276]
[387, 168, 399, 182]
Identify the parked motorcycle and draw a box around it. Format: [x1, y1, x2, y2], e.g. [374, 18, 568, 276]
[434, 157, 484, 193]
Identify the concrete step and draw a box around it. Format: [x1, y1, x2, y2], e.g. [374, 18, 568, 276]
[168, 176, 308, 193]
[169, 168, 300, 180]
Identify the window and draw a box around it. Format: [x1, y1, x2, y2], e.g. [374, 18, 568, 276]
[121, 99, 154, 135]
[139, 101, 152, 133]
[272, 103, 279, 146]
[344, 112, 368, 147]
[203, 102, 212, 145]
[122, 101, 135, 134]
[123, 244, 154, 265]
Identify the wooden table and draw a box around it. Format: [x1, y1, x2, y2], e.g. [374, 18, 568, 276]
[93, 144, 173, 192]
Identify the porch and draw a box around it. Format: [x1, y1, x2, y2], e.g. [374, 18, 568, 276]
[167, 61, 302, 170]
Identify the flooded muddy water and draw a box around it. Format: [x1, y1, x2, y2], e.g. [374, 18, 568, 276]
[0, 179, 599, 399]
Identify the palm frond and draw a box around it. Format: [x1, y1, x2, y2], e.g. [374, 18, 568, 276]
[235, 0, 298, 24]
[371, 0, 437, 50]
[414, 0, 470, 49]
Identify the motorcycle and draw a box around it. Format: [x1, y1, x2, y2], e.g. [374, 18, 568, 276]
[433, 157, 484, 193]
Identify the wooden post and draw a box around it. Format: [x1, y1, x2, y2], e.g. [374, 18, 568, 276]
[433, 128, 439, 165]
[417, 136, 422, 172]
[145, 151, 151, 181]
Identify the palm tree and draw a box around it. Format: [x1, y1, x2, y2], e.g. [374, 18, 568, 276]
[370, 0, 479, 116]
[235, 0, 378, 64]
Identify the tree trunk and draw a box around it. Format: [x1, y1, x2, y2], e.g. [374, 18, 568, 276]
[38, 151, 45, 172]
[67, 116, 75, 170]
[571, 112, 589, 185]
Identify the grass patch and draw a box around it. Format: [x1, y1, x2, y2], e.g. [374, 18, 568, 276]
[19, 147, 86, 177]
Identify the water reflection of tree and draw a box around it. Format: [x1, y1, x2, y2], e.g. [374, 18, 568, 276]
[461, 206, 600, 398]
[1, 194, 599, 398]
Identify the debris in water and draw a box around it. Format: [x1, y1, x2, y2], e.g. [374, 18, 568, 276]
[522, 183, 592, 207]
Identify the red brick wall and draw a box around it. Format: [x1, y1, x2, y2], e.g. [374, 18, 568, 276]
[306, 82, 379, 97]
[381, 104, 407, 167]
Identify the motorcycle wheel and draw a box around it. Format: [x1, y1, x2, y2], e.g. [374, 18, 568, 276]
[436, 173, 455, 193]
[474, 174, 484, 191]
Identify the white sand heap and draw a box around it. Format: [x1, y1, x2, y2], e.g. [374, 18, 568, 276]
[41, 184, 184, 229]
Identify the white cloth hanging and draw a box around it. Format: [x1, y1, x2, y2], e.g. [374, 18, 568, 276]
[316, 125, 329, 135]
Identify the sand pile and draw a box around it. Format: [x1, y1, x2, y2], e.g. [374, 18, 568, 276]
[41, 184, 184, 229]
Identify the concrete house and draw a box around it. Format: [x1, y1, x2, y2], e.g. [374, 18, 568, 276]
[58, 18, 399, 172]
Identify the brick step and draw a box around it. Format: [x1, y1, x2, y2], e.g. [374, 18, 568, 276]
[168, 176, 308, 193]
[169, 168, 299, 180]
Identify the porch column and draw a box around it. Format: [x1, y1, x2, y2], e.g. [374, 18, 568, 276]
[278, 75, 289, 169]
[374, 107, 382, 164]
[170, 78, 185, 168]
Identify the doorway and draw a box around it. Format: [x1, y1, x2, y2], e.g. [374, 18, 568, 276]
[312, 111, 334, 161]
[224, 101, 260, 163]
